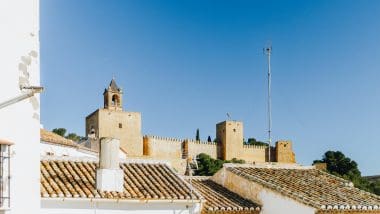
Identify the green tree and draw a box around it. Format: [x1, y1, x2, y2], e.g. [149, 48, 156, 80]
[52, 128, 66, 137]
[194, 153, 245, 176]
[313, 151, 378, 195]
[245, 138, 268, 146]
[196, 129, 200, 141]
[207, 136, 212, 142]
[66, 133, 81, 142]
[313, 151, 361, 179]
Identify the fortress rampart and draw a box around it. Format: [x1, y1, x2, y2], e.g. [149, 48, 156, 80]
[142, 134, 290, 165]
[143, 135, 183, 159]
[86, 80, 297, 174]
[186, 139, 218, 159]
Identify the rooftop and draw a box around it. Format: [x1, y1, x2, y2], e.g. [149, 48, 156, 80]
[41, 156, 201, 201]
[226, 165, 380, 211]
[40, 129, 78, 148]
[108, 78, 121, 92]
[186, 176, 261, 213]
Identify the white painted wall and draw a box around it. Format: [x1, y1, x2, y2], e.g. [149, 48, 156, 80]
[41, 199, 202, 214]
[0, 1, 40, 214]
[212, 168, 315, 214]
[259, 189, 315, 214]
[40, 143, 97, 158]
[40, 143, 127, 159]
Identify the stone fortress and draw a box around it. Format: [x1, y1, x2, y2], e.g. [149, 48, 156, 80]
[85, 79, 296, 173]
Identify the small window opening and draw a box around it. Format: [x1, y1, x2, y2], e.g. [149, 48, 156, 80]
[119, 123, 123, 128]
[0, 142, 12, 209]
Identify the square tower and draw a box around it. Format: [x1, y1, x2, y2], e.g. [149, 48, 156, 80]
[275, 140, 296, 163]
[216, 121, 243, 160]
[85, 79, 143, 157]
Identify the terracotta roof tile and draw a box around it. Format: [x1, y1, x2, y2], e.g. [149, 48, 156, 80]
[227, 166, 380, 212]
[40, 157, 201, 201]
[40, 129, 99, 154]
[186, 177, 261, 213]
[40, 129, 78, 147]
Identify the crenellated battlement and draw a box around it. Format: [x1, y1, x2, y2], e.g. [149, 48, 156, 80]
[144, 135, 183, 143]
[186, 139, 217, 146]
[242, 144, 268, 150]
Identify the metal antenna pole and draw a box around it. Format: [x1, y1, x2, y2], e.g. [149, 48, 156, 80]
[264, 45, 272, 162]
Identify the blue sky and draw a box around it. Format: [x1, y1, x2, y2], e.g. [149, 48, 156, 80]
[40, 0, 380, 175]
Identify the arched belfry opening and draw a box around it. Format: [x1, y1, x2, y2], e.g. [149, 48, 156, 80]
[103, 78, 123, 111]
[112, 94, 120, 107]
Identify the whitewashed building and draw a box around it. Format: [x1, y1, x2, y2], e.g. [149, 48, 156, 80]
[0, 0, 41, 213]
[209, 163, 380, 214]
[40, 138, 203, 214]
[40, 128, 126, 159]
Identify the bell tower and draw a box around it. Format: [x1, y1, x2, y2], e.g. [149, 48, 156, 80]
[103, 78, 123, 111]
[86, 78, 143, 157]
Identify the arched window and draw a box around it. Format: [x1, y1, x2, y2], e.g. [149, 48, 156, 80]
[111, 94, 120, 106]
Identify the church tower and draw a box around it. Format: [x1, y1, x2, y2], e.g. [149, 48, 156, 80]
[85, 79, 143, 157]
[103, 79, 123, 111]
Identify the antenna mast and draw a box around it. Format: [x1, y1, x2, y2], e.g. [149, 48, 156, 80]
[264, 44, 272, 162]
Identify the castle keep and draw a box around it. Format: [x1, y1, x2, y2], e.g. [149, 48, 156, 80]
[85, 79, 143, 157]
[86, 79, 295, 172]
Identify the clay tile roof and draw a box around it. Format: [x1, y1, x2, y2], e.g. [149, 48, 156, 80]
[185, 177, 261, 214]
[227, 167, 380, 212]
[40, 129, 78, 148]
[40, 157, 202, 201]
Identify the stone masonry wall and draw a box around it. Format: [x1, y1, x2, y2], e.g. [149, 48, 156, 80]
[143, 135, 183, 159]
[187, 139, 218, 159]
[240, 145, 268, 163]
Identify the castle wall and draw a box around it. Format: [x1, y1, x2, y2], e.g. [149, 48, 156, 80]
[187, 140, 218, 159]
[143, 136, 182, 159]
[240, 145, 268, 163]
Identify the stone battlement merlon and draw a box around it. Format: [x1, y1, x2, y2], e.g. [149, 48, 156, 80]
[144, 135, 183, 143]
[243, 144, 268, 150]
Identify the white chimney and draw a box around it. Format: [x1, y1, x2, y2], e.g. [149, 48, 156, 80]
[96, 137, 124, 192]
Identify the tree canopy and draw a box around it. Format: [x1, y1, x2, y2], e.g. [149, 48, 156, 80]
[52, 128, 83, 143]
[194, 153, 245, 176]
[314, 151, 380, 195]
[244, 138, 268, 146]
[52, 128, 66, 137]
[66, 133, 82, 142]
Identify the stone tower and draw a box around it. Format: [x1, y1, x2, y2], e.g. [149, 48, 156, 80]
[85, 79, 143, 157]
[216, 121, 243, 160]
[275, 140, 296, 163]
[103, 79, 123, 111]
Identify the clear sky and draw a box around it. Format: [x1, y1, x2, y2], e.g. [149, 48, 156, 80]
[40, 0, 380, 175]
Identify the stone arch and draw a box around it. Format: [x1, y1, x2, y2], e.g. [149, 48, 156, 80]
[111, 94, 120, 106]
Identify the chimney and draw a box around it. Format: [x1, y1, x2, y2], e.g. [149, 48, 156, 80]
[96, 137, 124, 192]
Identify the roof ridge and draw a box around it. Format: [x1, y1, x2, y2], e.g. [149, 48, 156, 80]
[40, 155, 172, 165]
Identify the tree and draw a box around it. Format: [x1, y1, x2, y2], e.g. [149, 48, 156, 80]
[52, 128, 84, 143]
[66, 133, 81, 142]
[196, 129, 200, 141]
[245, 138, 268, 146]
[52, 128, 66, 137]
[313, 151, 378, 195]
[313, 151, 361, 179]
[207, 136, 212, 142]
[194, 153, 245, 176]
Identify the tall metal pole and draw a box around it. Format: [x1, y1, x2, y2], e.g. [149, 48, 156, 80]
[264, 45, 272, 162]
